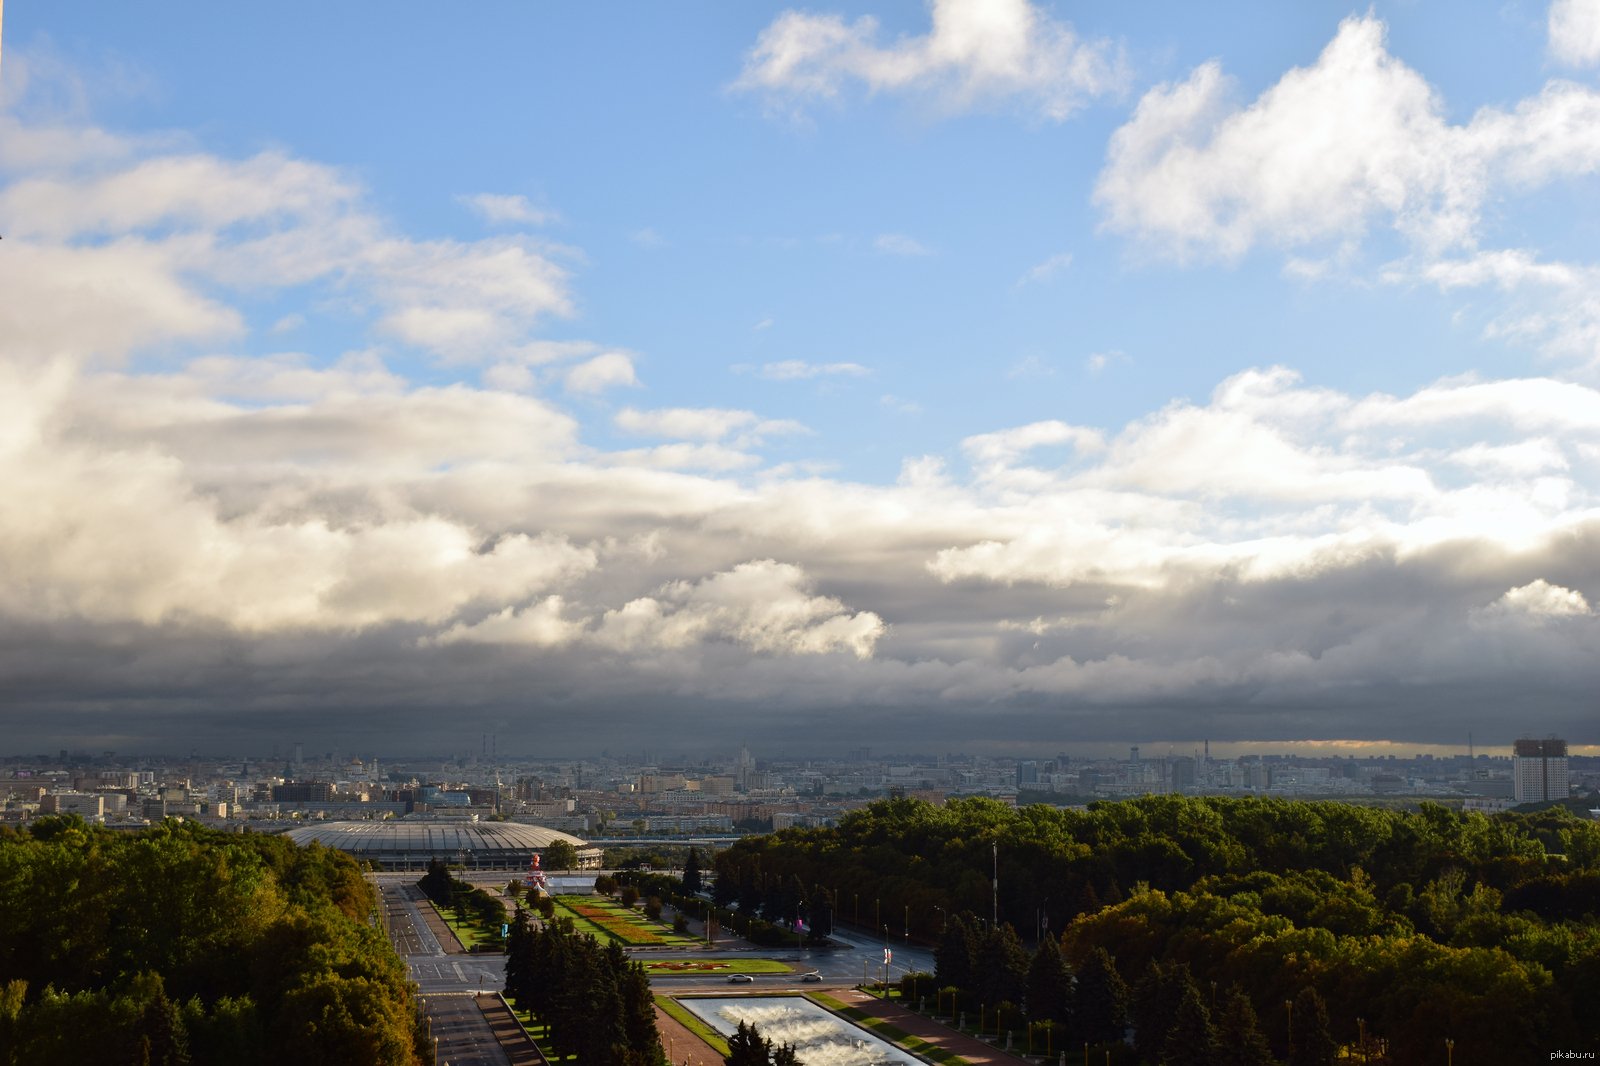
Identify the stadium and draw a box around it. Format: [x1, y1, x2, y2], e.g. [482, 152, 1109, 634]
[283, 819, 602, 872]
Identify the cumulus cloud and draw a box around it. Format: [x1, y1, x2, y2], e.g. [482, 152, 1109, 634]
[733, 0, 1125, 119]
[1474, 579, 1591, 625]
[1097, 16, 1600, 260]
[1551, 0, 1600, 66]
[1095, 13, 1600, 363]
[441, 561, 883, 660]
[0, 142, 576, 365]
[562, 352, 640, 393]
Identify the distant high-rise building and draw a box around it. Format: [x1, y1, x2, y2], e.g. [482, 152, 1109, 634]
[292, 742, 304, 766]
[1171, 757, 1196, 789]
[1513, 737, 1568, 803]
[1016, 761, 1038, 785]
[847, 747, 872, 763]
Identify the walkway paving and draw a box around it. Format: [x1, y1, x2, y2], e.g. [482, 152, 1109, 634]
[832, 989, 1025, 1066]
[424, 994, 511, 1066]
[653, 1005, 725, 1066]
[410, 886, 468, 954]
[475, 994, 546, 1066]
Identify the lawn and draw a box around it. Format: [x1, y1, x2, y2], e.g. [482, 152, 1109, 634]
[552, 896, 702, 947]
[640, 957, 792, 974]
[429, 900, 505, 952]
[808, 992, 974, 1066]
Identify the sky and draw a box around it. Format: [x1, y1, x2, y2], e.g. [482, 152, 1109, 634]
[4, 0, 1600, 756]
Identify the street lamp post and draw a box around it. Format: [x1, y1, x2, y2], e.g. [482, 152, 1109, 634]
[1285, 1000, 1294, 1061]
[1445, 1038, 1454, 1066]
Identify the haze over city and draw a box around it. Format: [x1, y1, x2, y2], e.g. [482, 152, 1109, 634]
[7, 0, 1600, 755]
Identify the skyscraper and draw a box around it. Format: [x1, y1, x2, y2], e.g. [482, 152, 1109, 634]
[1512, 737, 1568, 803]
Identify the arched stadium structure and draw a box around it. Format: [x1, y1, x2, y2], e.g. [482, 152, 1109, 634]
[283, 820, 602, 872]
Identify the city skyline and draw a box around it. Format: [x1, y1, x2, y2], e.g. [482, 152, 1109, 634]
[7, 1, 1600, 751]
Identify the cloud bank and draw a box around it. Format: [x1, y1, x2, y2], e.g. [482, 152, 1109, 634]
[6, 43, 1600, 753]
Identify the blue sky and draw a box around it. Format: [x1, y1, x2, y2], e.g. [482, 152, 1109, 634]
[5, 0, 1600, 754]
[14, 0, 1585, 481]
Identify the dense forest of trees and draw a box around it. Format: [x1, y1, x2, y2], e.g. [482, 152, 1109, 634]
[503, 910, 665, 1065]
[713, 795, 1600, 1064]
[0, 816, 427, 1065]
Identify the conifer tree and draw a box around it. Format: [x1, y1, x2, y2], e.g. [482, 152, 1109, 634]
[974, 922, 1028, 1008]
[1025, 933, 1072, 1025]
[1213, 986, 1275, 1066]
[724, 1020, 770, 1066]
[1291, 987, 1336, 1066]
[1078, 881, 1100, 916]
[1132, 960, 1197, 1062]
[503, 910, 534, 1009]
[682, 848, 703, 895]
[126, 976, 189, 1066]
[1073, 947, 1128, 1046]
[934, 914, 975, 996]
[1162, 984, 1217, 1066]
[738, 871, 762, 915]
[807, 887, 834, 937]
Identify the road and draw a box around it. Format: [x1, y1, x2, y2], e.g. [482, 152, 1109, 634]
[375, 873, 939, 1004]
[379, 883, 510, 1064]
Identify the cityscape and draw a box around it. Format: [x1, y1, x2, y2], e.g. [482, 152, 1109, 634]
[6, 0, 1600, 1063]
[9, 737, 1595, 836]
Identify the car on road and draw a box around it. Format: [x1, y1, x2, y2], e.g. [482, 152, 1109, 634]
[727, 974, 754, 983]
[801, 972, 822, 982]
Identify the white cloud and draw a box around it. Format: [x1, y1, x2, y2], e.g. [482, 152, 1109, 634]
[631, 227, 665, 247]
[1018, 252, 1072, 285]
[563, 352, 641, 393]
[748, 360, 872, 380]
[458, 193, 556, 225]
[1095, 15, 1600, 262]
[614, 406, 808, 443]
[874, 233, 933, 256]
[0, 143, 578, 365]
[1471, 579, 1591, 627]
[439, 560, 884, 660]
[594, 561, 884, 659]
[733, 0, 1125, 120]
[1551, 0, 1600, 66]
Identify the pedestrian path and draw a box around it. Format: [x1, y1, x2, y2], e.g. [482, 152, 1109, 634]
[832, 989, 1023, 1066]
[653, 1005, 725, 1066]
[475, 994, 546, 1066]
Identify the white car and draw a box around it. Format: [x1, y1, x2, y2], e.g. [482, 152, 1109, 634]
[728, 974, 755, 983]
[801, 973, 822, 982]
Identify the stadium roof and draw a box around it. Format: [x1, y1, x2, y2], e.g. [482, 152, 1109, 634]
[283, 819, 597, 870]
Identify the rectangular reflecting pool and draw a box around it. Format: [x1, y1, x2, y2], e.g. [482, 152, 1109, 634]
[680, 996, 913, 1066]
